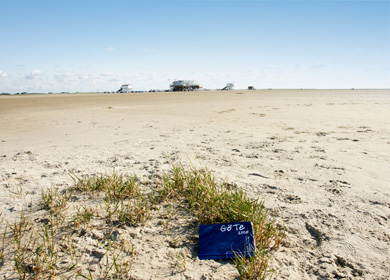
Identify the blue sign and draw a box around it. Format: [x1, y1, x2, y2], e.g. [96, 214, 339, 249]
[198, 221, 256, 260]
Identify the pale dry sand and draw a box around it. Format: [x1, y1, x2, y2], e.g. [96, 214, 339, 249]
[1, 89, 389, 279]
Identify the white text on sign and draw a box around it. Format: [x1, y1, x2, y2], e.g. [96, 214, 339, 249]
[220, 223, 246, 233]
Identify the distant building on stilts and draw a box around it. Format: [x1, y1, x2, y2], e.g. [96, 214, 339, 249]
[117, 84, 132, 93]
[170, 80, 200, 91]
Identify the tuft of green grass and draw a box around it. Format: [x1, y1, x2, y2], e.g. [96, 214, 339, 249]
[74, 204, 96, 227]
[41, 187, 72, 213]
[70, 172, 140, 200]
[117, 197, 151, 227]
[233, 248, 273, 280]
[158, 162, 284, 279]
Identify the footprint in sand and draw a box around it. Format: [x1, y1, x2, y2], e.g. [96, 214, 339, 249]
[217, 109, 236, 114]
[12, 151, 37, 161]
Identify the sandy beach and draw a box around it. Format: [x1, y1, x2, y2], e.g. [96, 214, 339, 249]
[1, 89, 389, 279]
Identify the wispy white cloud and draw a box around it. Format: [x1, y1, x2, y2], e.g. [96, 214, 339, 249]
[100, 72, 116, 77]
[54, 69, 77, 82]
[78, 74, 90, 80]
[0, 70, 8, 78]
[25, 69, 45, 80]
[106, 47, 115, 52]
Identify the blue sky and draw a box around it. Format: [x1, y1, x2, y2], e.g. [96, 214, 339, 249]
[0, 0, 389, 93]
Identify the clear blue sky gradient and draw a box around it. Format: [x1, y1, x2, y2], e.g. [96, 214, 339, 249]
[0, 0, 389, 92]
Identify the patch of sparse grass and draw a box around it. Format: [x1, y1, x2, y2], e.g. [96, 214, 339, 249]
[158, 162, 284, 279]
[76, 234, 135, 280]
[101, 237, 134, 279]
[6, 185, 25, 199]
[74, 204, 96, 227]
[103, 196, 122, 223]
[1, 162, 283, 279]
[8, 211, 78, 279]
[117, 197, 151, 227]
[41, 187, 72, 213]
[233, 247, 273, 280]
[173, 249, 187, 272]
[70, 172, 140, 200]
[0, 214, 6, 266]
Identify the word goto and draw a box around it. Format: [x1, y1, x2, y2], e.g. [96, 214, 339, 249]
[220, 223, 249, 235]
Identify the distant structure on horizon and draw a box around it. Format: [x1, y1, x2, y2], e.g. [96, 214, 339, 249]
[170, 80, 200, 91]
[222, 83, 234, 90]
[117, 84, 132, 93]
